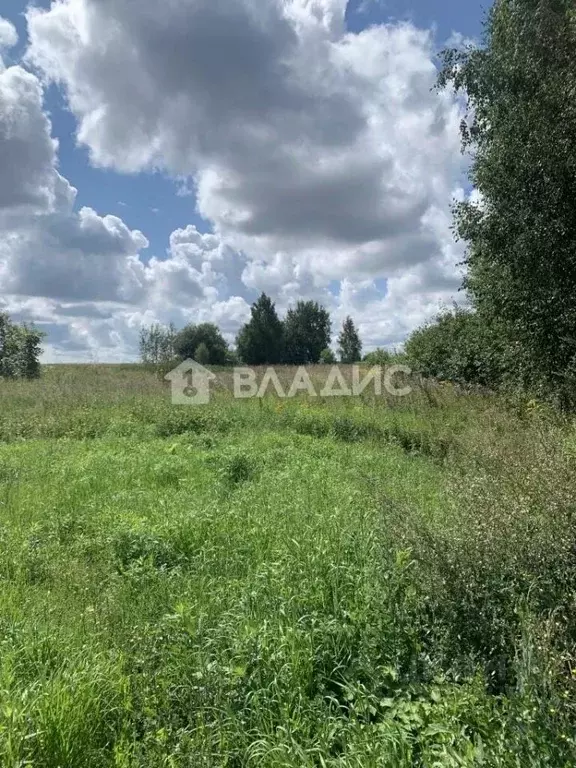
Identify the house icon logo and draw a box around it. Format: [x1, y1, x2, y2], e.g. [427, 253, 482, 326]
[165, 359, 216, 405]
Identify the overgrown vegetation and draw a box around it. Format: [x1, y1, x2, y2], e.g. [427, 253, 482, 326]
[421, 0, 576, 407]
[4, 2, 576, 763]
[1, 364, 575, 765]
[405, 307, 506, 388]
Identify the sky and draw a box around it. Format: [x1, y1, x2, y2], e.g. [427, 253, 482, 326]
[0, 0, 488, 362]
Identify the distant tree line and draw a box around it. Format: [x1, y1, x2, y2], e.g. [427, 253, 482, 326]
[139, 293, 373, 367]
[0, 313, 44, 379]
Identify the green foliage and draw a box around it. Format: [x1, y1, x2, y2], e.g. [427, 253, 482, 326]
[236, 293, 284, 365]
[337, 316, 362, 363]
[319, 347, 337, 364]
[174, 322, 229, 366]
[363, 347, 392, 365]
[0, 366, 576, 763]
[225, 347, 240, 366]
[284, 300, 331, 364]
[0, 313, 44, 379]
[138, 322, 176, 366]
[194, 341, 210, 365]
[18, 326, 43, 379]
[438, 0, 576, 408]
[405, 307, 505, 387]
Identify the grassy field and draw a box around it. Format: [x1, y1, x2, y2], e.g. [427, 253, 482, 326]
[1, 365, 576, 766]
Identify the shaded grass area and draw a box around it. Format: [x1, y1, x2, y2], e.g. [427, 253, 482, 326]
[0, 365, 576, 765]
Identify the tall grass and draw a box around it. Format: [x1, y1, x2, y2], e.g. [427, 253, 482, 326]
[0, 364, 575, 765]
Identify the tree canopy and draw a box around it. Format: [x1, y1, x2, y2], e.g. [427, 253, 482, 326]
[405, 308, 505, 388]
[284, 301, 332, 365]
[438, 0, 576, 406]
[174, 323, 230, 366]
[338, 316, 362, 364]
[236, 293, 284, 365]
[0, 313, 44, 380]
[139, 299, 366, 369]
[139, 323, 176, 366]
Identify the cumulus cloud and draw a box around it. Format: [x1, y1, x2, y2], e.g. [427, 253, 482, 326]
[0, 53, 152, 310]
[0, 206, 149, 302]
[0, 64, 65, 211]
[26, 1, 464, 263]
[0, 17, 18, 54]
[1, 0, 471, 359]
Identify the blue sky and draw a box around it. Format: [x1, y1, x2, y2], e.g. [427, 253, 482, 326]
[0, 0, 485, 358]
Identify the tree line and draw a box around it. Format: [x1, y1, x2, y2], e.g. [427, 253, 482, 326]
[139, 294, 370, 367]
[403, 0, 576, 409]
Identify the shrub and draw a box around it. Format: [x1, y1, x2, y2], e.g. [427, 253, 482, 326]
[0, 314, 44, 380]
[405, 307, 504, 388]
[174, 323, 230, 366]
[319, 348, 337, 364]
[363, 348, 392, 366]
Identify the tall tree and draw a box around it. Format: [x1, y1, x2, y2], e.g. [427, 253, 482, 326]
[283, 301, 331, 365]
[438, 0, 576, 407]
[174, 323, 229, 366]
[18, 325, 44, 380]
[0, 313, 44, 379]
[236, 293, 284, 365]
[139, 323, 176, 365]
[337, 316, 362, 363]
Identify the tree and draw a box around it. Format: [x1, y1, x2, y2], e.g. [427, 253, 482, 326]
[194, 342, 211, 365]
[0, 314, 20, 378]
[18, 326, 43, 379]
[139, 323, 176, 365]
[174, 323, 229, 366]
[0, 313, 44, 379]
[337, 316, 362, 363]
[283, 301, 331, 365]
[236, 293, 284, 365]
[438, 0, 576, 407]
[319, 348, 337, 364]
[405, 307, 505, 388]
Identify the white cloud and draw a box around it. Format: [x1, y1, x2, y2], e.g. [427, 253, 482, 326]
[0, 206, 149, 302]
[0, 64, 66, 211]
[0, 56, 151, 307]
[0, 57, 152, 358]
[0, 17, 18, 59]
[26, 1, 464, 258]
[0, 0, 473, 359]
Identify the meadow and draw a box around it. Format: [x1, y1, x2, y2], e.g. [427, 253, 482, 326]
[1, 364, 576, 766]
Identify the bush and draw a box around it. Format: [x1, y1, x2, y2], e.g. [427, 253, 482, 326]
[319, 348, 337, 364]
[174, 323, 230, 366]
[405, 307, 504, 388]
[363, 348, 392, 366]
[139, 323, 176, 366]
[0, 314, 44, 380]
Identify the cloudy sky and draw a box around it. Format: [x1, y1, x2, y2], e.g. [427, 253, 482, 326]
[0, 0, 485, 362]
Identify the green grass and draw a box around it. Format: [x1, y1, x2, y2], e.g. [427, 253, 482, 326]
[1, 365, 576, 765]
